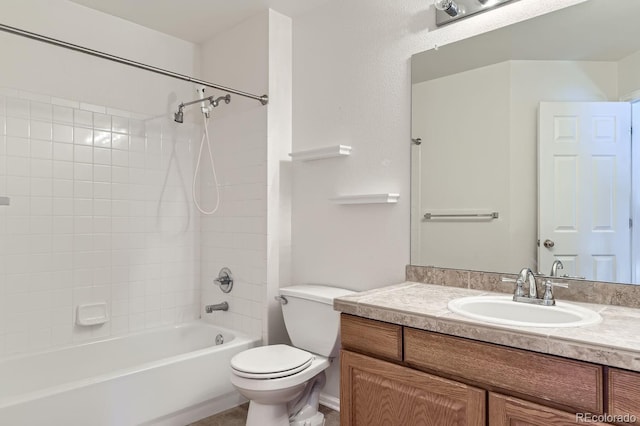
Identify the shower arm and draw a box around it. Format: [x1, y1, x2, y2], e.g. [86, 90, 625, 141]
[0, 22, 269, 106]
[178, 94, 229, 111]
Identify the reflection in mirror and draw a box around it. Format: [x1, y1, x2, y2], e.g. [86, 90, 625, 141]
[410, 0, 640, 285]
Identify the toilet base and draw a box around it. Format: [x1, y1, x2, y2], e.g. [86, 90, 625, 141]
[290, 411, 325, 426]
[245, 402, 325, 426]
[246, 401, 289, 426]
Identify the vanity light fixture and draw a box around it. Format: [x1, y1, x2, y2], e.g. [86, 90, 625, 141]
[434, 0, 460, 17]
[434, 0, 517, 26]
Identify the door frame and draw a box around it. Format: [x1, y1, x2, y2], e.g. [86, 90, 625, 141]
[631, 101, 640, 283]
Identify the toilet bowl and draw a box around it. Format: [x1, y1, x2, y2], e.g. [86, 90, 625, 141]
[229, 284, 354, 426]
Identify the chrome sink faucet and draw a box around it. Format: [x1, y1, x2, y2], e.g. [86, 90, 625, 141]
[518, 267, 538, 299]
[502, 268, 568, 306]
[550, 260, 564, 277]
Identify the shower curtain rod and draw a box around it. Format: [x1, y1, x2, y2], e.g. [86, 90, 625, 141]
[0, 22, 269, 105]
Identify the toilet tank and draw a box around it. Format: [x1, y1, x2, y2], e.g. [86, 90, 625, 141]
[279, 284, 355, 357]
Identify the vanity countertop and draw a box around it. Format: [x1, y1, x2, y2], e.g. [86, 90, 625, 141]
[334, 281, 640, 372]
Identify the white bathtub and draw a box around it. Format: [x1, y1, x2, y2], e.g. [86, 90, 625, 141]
[0, 321, 259, 426]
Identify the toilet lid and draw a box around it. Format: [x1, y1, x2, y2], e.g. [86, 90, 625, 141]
[231, 345, 314, 379]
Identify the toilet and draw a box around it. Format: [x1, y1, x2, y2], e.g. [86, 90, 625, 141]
[230, 284, 354, 426]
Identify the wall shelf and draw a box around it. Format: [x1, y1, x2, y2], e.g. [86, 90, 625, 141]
[331, 193, 400, 205]
[289, 145, 352, 161]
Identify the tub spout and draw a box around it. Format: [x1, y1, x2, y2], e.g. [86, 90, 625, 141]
[205, 302, 228, 314]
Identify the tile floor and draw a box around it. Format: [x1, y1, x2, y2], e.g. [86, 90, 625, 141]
[188, 403, 340, 426]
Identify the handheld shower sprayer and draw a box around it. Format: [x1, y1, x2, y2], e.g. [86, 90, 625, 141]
[197, 86, 210, 118]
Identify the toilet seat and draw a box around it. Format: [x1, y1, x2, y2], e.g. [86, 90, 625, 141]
[231, 345, 314, 379]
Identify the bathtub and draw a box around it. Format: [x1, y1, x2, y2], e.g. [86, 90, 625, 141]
[0, 321, 259, 426]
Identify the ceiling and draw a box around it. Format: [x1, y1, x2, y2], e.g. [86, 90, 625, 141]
[412, 0, 640, 83]
[70, 0, 332, 43]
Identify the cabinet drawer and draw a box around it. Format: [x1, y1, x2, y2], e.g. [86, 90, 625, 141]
[608, 368, 640, 425]
[404, 327, 603, 414]
[340, 314, 402, 362]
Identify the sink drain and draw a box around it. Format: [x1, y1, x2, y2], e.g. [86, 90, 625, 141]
[215, 334, 224, 345]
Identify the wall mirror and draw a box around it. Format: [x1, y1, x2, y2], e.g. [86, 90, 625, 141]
[411, 0, 640, 285]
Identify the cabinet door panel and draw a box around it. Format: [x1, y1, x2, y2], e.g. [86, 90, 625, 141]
[608, 368, 640, 425]
[341, 350, 484, 426]
[489, 393, 609, 426]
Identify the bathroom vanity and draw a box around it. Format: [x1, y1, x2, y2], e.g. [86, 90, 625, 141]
[335, 282, 640, 426]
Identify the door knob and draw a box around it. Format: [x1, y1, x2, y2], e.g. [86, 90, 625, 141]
[543, 239, 555, 248]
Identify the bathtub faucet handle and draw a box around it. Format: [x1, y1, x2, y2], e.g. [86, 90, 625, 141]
[214, 267, 233, 293]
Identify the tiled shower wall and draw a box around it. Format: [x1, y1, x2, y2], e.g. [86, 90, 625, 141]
[0, 88, 201, 358]
[199, 107, 267, 339]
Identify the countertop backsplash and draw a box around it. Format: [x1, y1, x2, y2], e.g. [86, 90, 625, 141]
[406, 265, 640, 310]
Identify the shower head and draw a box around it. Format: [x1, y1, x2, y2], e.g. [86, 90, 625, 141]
[174, 107, 184, 123]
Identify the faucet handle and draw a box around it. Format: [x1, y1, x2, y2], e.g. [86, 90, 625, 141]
[502, 277, 525, 298]
[542, 279, 569, 305]
[561, 274, 586, 280]
[544, 279, 568, 289]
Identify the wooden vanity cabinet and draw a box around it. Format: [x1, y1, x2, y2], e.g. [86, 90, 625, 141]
[341, 350, 485, 426]
[339, 314, 635, 426]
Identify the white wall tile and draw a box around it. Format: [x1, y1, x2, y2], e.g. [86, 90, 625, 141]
[73, 145, 92, 164]
[94, 131, 111, 148]
[93, 114, 111, 131]
[6, 117, 30, 138]
[53, 124, 73, 143]
[73, 110, 92, 128]
[6, 137, 30, 157]
[6, 98, 29, 118]
[31, 140, 53, 159]
[53, 106, 74, 124]
[30, 121, 52, 141]
[73, 127, 93, 146]
[31, 102, 52, 122]
[0, 92, 200, 359]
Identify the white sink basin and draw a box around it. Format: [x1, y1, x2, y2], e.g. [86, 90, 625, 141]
[447, 295, 602, 328]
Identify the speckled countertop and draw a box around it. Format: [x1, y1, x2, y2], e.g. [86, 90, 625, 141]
[334, 281, 640, 372]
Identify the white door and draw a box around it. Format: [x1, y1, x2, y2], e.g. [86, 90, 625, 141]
[538, 102, 631, 282]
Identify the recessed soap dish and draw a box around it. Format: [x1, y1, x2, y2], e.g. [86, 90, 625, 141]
[76, 303, 109, 326]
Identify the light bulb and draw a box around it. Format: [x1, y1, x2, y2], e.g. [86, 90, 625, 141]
[434, 0, 460, 17]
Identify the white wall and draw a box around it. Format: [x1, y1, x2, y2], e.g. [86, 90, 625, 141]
[291, 0, 587, 400]
[265, 10, 293, 345]
[291, 0, 587, 289]
[619, 49, 640, 100]
[0, 0, 201, 358]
